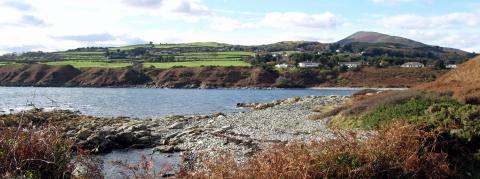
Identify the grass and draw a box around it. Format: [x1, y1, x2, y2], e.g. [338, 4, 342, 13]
[144, 61, 251, 68]
[43, 60, 132, 68]
[110, 42, 229, 51]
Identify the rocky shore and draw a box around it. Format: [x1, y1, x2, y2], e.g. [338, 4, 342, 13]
[64, 95, 349, 164]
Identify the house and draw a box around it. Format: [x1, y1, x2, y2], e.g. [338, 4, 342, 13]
[275, 63, 289, 69]
[339, 62, 362, 68]
[401, 62, 425, 68]
[446, 64, 458, 69]
[298, 62, 320, 68]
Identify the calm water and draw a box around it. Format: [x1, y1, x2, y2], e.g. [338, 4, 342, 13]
[0, 87, 357, 118]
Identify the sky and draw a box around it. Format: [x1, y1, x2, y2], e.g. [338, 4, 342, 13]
[0, 0, 479, 54]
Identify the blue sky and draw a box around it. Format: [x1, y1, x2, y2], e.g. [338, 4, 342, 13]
[0, 0, 479, 54]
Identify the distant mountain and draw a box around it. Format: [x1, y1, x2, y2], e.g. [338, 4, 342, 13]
[338, 31, 427, 48]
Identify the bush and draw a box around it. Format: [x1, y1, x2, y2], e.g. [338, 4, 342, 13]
[0, 126, 74, 178]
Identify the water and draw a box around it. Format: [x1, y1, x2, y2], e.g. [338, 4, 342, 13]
[0, 87, 358, 177]
[0, 87, 357, 118]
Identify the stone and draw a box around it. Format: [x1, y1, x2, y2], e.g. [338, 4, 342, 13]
[153, 145, 175, 153]
[212, 112, 225, 117]
[168, 122, 186, 129]
[76, 128, 92, 140]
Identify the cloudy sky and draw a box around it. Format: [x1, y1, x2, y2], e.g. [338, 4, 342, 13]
[0, 0, 479, 54]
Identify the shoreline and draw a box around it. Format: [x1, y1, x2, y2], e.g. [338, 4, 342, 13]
[0, 85, 408, 91]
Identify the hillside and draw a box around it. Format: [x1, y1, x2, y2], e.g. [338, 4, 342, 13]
[416, 56, 480, 103]
[0, 64, 444, 88]
[338, 31, 426, 48]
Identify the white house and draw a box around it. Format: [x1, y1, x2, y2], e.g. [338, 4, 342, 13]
[401, 62, 425, 68]
[298, 62, 320, 68]
[339, 62, 362, 68]
[275, 63, 289, 69]
[446, 64, 458, 69]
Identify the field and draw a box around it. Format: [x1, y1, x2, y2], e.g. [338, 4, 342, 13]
[43, 60, 132, 68]
[40, 60, 251, 69]
[170, 51, 253, 61]
[110, 42, 229, 51]
[53, 51, 108, 61]
[144, 61, 251, 68]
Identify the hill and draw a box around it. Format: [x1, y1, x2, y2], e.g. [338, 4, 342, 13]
[416, 55, 480, 103]
[338, 31, 426, 48]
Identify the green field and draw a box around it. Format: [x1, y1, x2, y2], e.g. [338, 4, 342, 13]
[43, 60, 132, 68]
[41, 60, 250, 69]
[110, 42, 229, 51]
[144, 61, 251, 69]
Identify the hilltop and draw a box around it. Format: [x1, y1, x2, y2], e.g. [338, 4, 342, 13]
[338, 31, 426, 48]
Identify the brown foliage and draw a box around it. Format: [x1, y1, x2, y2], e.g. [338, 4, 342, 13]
[0, 125, 74, 178]
[416, 56, 480, 103]
[178, 122, 454, 178]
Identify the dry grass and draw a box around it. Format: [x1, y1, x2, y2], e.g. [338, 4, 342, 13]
[178, 121, 455, 178]
[0, 125, 74, 178]
[416, 56, 480, 104]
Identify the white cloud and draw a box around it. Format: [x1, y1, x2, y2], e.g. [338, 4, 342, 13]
[403, 30, 480, 52]
[122, 0, 210, 17]
[261, 12, 339, 29]
[379, 12, 480, 29]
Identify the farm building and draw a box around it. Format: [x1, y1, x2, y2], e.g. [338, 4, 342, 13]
[298, 62, 320, 68]
[339, 62, 362, 68]
[401, 62, 425, 68]
[275, 63, 289, 69]
[446, 64, 458, 69]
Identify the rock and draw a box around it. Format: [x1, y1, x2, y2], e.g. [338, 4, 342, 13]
[114, 132, 137, 145]
[168, 122, 186, 129]
[76, 128, 92, 140]
[212, 112, 225, 117]
[154, 145, 175, 153]
[164, 132, 180, 140]
[254, 103, 274, 110]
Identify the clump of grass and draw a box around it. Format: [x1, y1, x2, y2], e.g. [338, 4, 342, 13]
[178, 121, 456, 178]
[311, 105, 335, 113]
[0, 125, 73, 178]
[0, 110, 103, 178]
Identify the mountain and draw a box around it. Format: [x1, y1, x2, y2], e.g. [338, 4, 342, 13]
[338, 31, 426, 48]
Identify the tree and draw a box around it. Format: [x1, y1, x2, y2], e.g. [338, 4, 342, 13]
[132, 47, 147, 56]
[434, 60, 446, 69]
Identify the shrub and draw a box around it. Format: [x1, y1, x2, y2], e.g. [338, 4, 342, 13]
[0, 126, 74, 178]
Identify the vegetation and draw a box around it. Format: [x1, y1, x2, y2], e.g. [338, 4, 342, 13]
[43, 60, 132, 68]
[179, 121, 458, 178]
[144, 61, 251, 69]
[0, 110, 100, 178]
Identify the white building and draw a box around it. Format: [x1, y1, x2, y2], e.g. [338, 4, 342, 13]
[446, 64, 458, 69]
[401, 62, 425, 68]
[298, 62, 320, 68]
[275, 63, 289, 69]
[339, 62, 362, 68]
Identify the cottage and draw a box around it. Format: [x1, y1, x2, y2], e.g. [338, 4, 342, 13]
[275, 63, 289, 69]
[401, 62, 424, 68]
[339, 62, 362, 68]
[446, 64, 458, 69]
[298, 62, 320, 68]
